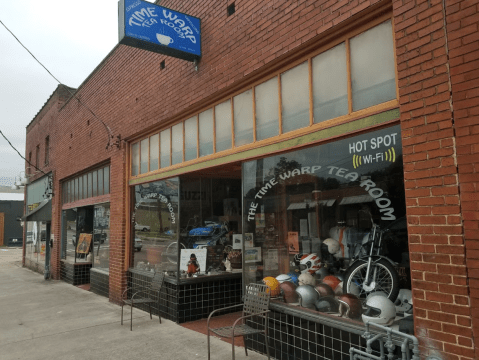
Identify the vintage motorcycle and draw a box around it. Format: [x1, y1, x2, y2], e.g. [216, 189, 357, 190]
[319, 213, 401, 303]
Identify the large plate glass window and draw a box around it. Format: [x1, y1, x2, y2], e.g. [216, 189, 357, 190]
[131, 178, 179, 276]
[243, 124, 408, 322]
[92, 203, 110, 270]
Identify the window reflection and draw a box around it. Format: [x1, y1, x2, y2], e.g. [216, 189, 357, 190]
[132, 178, 179, 275]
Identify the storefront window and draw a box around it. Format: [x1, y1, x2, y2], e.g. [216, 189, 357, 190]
[61, 207, 97, 264]
[243, 124, 408, 323]
[131, 178, 179, 275]
[92, 203, 110, 270]
[179, 177, 243, 278]
[25, 221, 46, 264]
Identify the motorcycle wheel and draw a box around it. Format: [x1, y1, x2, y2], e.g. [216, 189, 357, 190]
[164, 241, 186, 264]
[343, 258, 399, 303]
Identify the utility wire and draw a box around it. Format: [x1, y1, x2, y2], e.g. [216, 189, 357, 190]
[0, 19, 115, 149]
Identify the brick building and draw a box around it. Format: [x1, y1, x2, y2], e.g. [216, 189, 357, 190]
[23, 0, 479, 359]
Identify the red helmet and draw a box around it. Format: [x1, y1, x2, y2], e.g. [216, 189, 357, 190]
[314, 283, 335, 297]
[263, 277, 281, 297]
[338, 293, 363, 319]
[322, 275, 341, 290]
[280, 281, 298, 303]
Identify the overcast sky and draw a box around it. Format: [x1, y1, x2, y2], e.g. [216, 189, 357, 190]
[0, 0, 153, 186]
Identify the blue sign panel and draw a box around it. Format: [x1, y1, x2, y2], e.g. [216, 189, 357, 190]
[119, 0, 201, 61]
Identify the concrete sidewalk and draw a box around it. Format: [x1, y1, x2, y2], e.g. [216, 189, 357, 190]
[0, 248, 268, 360]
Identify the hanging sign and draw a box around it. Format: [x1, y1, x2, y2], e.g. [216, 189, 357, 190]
[118, 0, 201, 61]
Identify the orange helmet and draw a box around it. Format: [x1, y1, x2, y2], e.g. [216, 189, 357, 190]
[322, 275, 341, 291]
[263, 277, 281, 297]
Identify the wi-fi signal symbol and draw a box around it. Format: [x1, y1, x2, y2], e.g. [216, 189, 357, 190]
[384, 147, 396, 162]
[352, 154, 362, 169]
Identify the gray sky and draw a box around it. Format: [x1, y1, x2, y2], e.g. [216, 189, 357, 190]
[0, 0, 144, 186]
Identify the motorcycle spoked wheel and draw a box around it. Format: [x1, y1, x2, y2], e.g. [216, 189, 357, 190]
[164, 241, 186, 264]
[343, 258, 399, 303]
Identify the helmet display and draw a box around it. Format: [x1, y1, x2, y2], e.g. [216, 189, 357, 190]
[335, 282, 344, 296]
[287, 271, 300, 286]
[280, 281, 298, 303]
[394, 289, 413, 314]
[315, 296, 340, 313]
[338, 294, 363, 319]
[322, 275, 341, 291]
[299, 253, 322, 275]
[263, 277, 281, 297]
[276, 274, 292, 283]
[298, 272, 316, 287]
[314, 283, 335, 297]
[362, 295, 397, 326]
[335, 278, 357, 296]
[323, 238, 341, 257]
[295, 285, 319, 309]
[366, 291, 388, 301]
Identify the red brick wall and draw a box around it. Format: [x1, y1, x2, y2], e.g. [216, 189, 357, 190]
[393, 0, 475, 358]
[446, 0, 479, 358]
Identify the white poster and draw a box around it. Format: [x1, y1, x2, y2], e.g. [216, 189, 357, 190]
[233, 234, 243, 249]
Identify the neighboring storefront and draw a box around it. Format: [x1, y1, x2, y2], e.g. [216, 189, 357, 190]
[23, 175, 52, 277]
[60, 165, 111, 296]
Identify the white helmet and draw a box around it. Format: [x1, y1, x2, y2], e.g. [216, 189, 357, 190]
[394, 289, 413, 314]
[362, 295, 397, 326]
[299, 253, 322, 275]
[276, 274, 292, 283]
[295, 285, 319, 309]
[323, 238, 341, 258]
[366, 291, 388, 300]
[298, 272, 316, 287]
